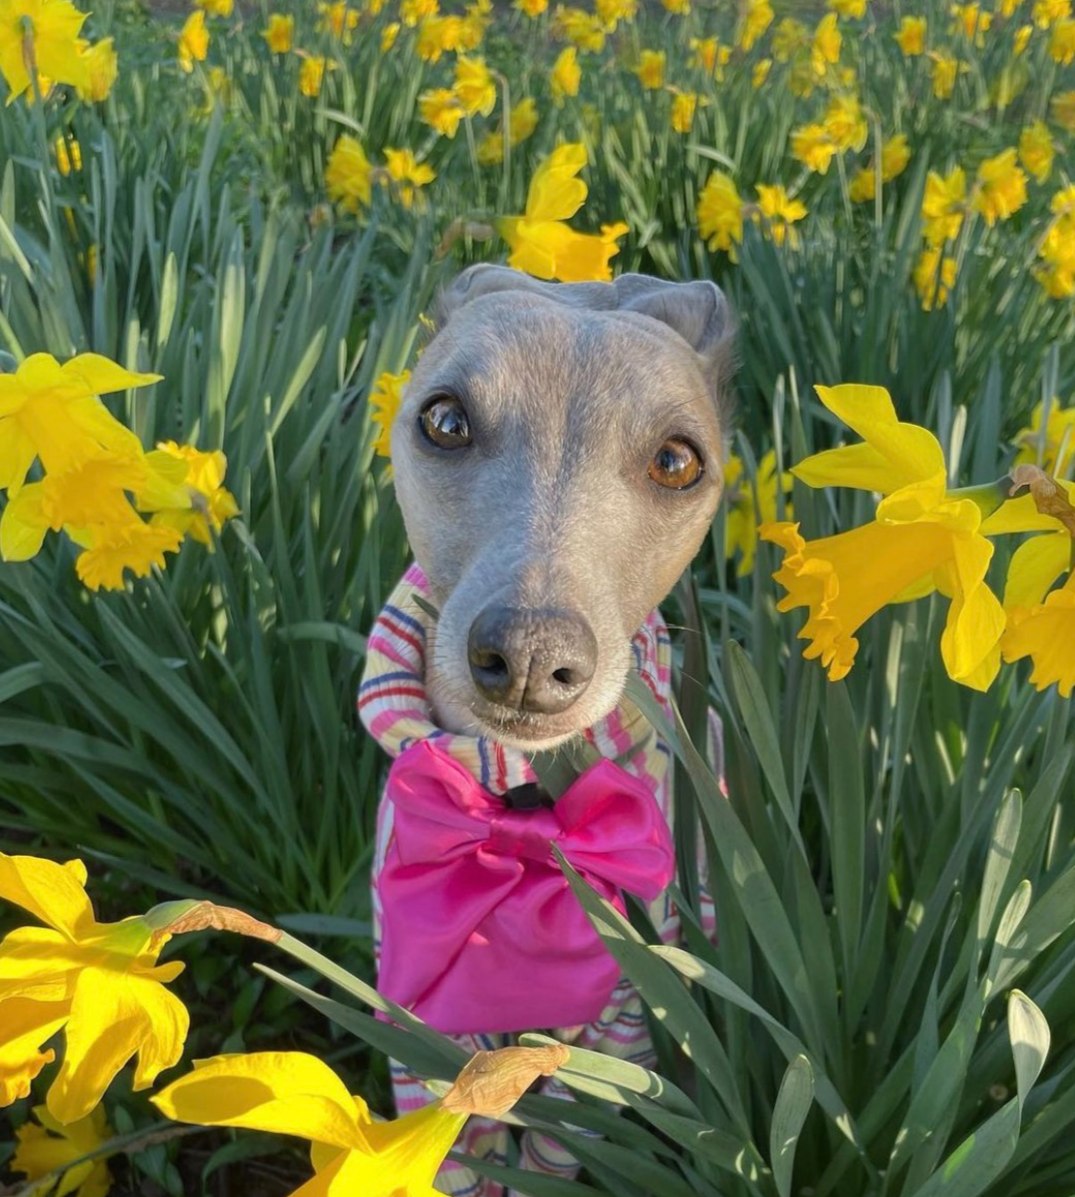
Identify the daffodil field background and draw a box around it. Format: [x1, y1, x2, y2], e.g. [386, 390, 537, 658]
[2, 0, 1075, 1193]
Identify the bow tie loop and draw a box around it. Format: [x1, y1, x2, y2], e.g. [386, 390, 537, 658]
[376, 740, 675, 1034]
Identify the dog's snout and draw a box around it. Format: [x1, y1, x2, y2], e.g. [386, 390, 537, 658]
[467, 606, 598, 715]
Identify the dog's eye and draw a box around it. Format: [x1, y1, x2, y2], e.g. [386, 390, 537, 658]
[419, 395, 472, 449]
[649, 439, 703, 490]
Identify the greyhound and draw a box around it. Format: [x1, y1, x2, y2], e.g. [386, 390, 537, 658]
[361, 264, 734, 1195]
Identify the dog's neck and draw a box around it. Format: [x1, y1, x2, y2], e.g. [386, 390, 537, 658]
[359, 564, 674, 798]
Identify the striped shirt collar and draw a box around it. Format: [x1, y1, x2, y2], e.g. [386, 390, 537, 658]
[359, 564, 673, 798]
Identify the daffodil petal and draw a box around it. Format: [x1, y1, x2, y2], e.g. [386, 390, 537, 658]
[49, 967, 188, 1124]
[813, 384, 946, 491]
[0, 997, 68, 1106]
[151, 1052, 366, 1150]
[939, 534, 1006, 686]
[981, 480, 1075, 535]
[0, 482, 49, 562]
[0, 927, 85, 999]
[526, 144, 588, 221]
[1003, 533, 1073, 606]
[363, 1100, 467, 1186]
[290, 1147, 349, 1197]
[792, 442, 907, 494]
[59, 355, 162, 396]
[0, 419, 39, 493]
[1003, 575, 1075, 697]
[0, 854, 95, 939]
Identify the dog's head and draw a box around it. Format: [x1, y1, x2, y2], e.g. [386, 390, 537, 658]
[390, 265, 735, 748]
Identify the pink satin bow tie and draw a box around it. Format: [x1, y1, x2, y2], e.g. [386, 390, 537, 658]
[376, 740, 676, 1035]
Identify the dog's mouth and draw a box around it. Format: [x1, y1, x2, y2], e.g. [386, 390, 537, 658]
[467, 684, 625, 750]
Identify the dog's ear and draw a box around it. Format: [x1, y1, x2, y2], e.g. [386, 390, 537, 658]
[434, 267, 736, 421]
[434, 264, 619, 320]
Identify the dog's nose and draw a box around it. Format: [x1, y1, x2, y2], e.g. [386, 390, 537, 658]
[467, 606, 598, 714]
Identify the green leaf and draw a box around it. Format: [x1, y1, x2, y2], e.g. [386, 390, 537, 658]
[770, 1056, 814, 1197]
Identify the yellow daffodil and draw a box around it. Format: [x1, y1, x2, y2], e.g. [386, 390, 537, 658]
[1013, 400, 1075, 475]
[914, 247, 958, 310]
[75, 36, 117, 102]
[550, 45, 580, 103]
[318, 0, 360, 40]
[381, 21, 400, 50]
[662, 0, 690, 15]
[849, 133, 911, 202]
[1033, 0, 1071, 26]
[738, 0, 774, 51]
[697, 170, 744, 253]
[830, 0, 867, 16]
[894, 15, 927, 53]
[634, 49, 665, 90]
[0, 853, 189, 1122]
[754, 184, 807, 247]
[141, 441, 239, 547]
[298, 56, 335, 98]
[416, 13, 462, 61]
[725, 450, 793, 575]
[453, 54, 496, 116]
[401, 0, 438, 25]
[262, 14, 294, 53]
[514, 0, 548, 17]
[822, 92, 867, 152]
[752, 58, 772, 87]
[1014, 22, 1034, 51]
[553, 6, 605, 52]
[13, 1103, 113, 1197]
[921, 166, 967, 246]
[669, 91, 699, 134]
[325, 135, 372, 212]
[476, 97, 538, 164]
[811, 13, 842, 74]
[154, 1051, 467, 1197]
[0, 0, 92, 101]
[974, 148, 1027, 226]
[772, 17, 808, 60]
[196, 0, 233, 15]
[951, 3, 992, 41]
[761, 384, 1009, 690]
[1018, 120, 1054, 182]
[418, 86, 466, 136]
[594, 0, 636, 29]
[70, 517, 183, 590]
[0, 353, 156, 495]
[383, 148, 435, 209]
[791, 123, 839, 174]
[689, 35, 718, 71]
[1051, 89, 1075, 129]
[154, 1045, 571, 1197]
[370, 369, 411, 459]
[1003, 571, 1075, 696]
[1051, 16, 1075, 60]
[498, 143, 628, 282]
[930, 50, 962, 97]
[177, 10, 208, 73]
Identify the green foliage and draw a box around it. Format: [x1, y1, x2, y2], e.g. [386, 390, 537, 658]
[1, 0, 1074, 1195]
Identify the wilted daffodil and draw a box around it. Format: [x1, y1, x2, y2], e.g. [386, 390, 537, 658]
[12, 1103, 114, 1197]
[0, 853, 189, 1123]
[760, 384, 1009, 690]
[153, 1044, 570, 1197]
[498, 143, 628, 282]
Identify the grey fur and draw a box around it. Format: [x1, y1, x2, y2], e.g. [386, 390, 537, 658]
[391, 266, 736, 748]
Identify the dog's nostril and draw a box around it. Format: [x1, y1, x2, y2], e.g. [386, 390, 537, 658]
[468, 606, 597, 715]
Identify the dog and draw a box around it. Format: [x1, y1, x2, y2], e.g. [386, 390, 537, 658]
[359, 265, 734, 1196]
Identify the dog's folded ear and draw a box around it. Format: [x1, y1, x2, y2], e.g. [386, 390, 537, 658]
[435, 265, 736, 419]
